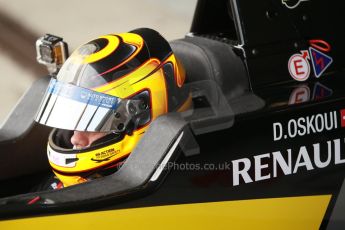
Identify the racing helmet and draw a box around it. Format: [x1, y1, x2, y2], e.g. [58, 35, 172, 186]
[35, 28, 192, 187]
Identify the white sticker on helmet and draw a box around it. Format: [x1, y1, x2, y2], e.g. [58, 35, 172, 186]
[47, 145, 77, 168]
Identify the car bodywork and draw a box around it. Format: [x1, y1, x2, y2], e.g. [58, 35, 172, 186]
[0, 0, 345, 229]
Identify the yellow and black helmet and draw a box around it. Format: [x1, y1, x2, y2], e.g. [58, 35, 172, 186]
[35, 28, 191, 187]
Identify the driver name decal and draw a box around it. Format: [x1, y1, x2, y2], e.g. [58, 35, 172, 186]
[229, 109, 345, 186]
[273, 111, 337, 141]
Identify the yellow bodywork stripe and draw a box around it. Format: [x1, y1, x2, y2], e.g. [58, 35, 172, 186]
[0, 195, 331, 230]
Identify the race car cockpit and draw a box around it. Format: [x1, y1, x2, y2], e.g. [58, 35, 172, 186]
[0, 0, 245, 217]
[0, 1, 345, 227]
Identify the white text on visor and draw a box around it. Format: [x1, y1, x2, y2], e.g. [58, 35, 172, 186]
[35, 78, 141, 132]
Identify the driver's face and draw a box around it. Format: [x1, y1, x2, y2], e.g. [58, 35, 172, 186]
[71, 131, 107, 149]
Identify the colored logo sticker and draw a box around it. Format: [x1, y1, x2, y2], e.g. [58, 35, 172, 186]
[288, 50, 310, 81]
[288, 40, 333, 82]
[281, 0, 309, 9]
[309, 47, 333, 78]
[340, 109, 345, 128]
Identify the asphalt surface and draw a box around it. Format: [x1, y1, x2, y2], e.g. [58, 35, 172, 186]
[0, 0, 197, 125]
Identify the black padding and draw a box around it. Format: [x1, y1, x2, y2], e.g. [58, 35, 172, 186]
[0, 77, 52, 180]
[170, 36, 249, 100]
[227, 92, 266, 115]
[170, 36, 265, 115]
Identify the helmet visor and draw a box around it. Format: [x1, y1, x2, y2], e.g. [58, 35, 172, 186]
[35, 78, 142, 132]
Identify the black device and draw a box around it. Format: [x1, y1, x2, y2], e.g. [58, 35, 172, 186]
[36, 34, 69, 74]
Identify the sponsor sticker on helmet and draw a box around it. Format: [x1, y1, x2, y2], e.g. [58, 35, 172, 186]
[91, 148, 120, 163]
[47, 145, 77, 168]
[48, 79, 120, 109]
